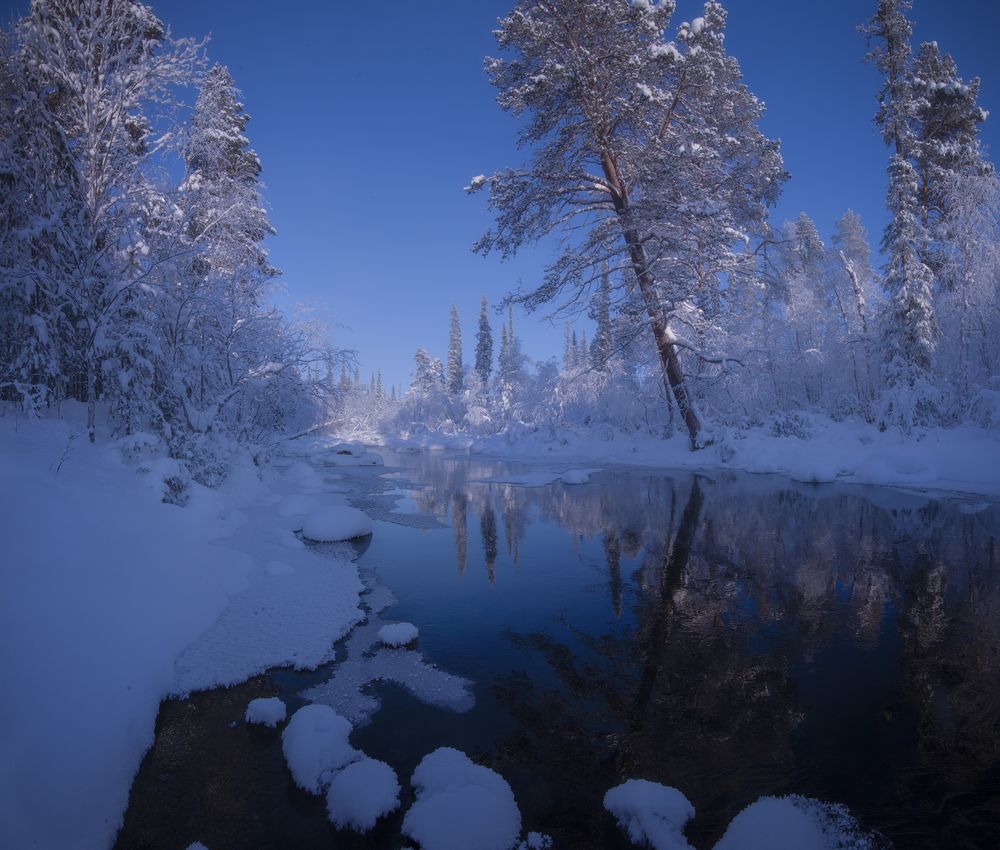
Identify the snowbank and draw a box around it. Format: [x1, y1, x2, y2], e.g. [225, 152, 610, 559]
[604, 780, 695, 850]
[402, 747, 522, 850]
[281, 704, 360, 794]
[325, 757, 400, 833]
[0, 413, 365, 850]
[378, 621, 419, 647]
[301, 505, 373, 542]
[448, 418, 1000, 498]
[245, 697, 287, 728]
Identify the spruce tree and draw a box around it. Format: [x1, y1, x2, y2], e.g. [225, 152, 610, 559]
[474, 296, 493, 386]
[590, 267, 614, 370]
[864, 0, 939, 430]
[447, 305, 464, 395]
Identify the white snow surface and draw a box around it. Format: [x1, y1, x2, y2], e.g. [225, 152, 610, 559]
[325, 757, 400, 833]
[604, 780, 695, 850]
[301, 504, 374, 541]
[378, 621, 419, 646]
[0, 413, 365, 850]
[244, 697, 287, 728]
[402, 747, 522, 850]
[281, 704, 361, 794]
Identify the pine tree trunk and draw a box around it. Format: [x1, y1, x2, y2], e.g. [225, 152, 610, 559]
[621, 225, 703, 449]
[600, 145, 703, 449]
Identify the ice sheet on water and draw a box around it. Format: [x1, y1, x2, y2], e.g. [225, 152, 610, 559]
[300, 612, 473, 726]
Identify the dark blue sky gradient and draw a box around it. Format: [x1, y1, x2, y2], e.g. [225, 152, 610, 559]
[3, 0, 997, 391]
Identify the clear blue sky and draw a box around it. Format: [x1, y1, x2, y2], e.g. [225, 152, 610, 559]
[3, 1, 998, 392]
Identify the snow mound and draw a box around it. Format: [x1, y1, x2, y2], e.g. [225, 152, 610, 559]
[245, 697, 286, 728]
[713, 795, 878, 850]
[378, 622, 419, 647]
[281, 705, 360, 794]
[325, 757, 400, 833]
[186, 844, 209, 850]
[402, 747, 522, 850]
[301, 505, 373, 542]
[604, 779, 695, 850]
[560, 468, 596, 485]
[277, 493, 321, 518]
[787, 458, 840, 484]
[264, 560, 294, 576]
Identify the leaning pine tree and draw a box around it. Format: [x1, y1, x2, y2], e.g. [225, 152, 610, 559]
[469, 0, 784, 448]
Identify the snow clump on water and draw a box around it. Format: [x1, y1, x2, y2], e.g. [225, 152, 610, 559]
[402, 747, 522, 850]
[281, 704, 360, 794]
[244, 697, 286, 727]
[604, 778, 881, 850]
[378, 621, 419, 647]
[325, 757, 401, 833]
[604, 779, 695, 850]
[300, 505, 373, 542]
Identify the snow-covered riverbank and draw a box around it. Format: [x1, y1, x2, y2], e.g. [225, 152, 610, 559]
[378, 417, 1000, 499]
[0, 413, 366, 850]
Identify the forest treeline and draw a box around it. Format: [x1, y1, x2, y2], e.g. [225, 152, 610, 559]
[345, 0, 999, 446]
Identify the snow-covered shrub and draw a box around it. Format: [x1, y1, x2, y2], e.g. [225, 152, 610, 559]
[769, 411, 814, 439]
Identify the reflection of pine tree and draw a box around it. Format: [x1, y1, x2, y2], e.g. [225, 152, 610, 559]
[603, 531, 622, 619]
[452, 491, 468, 577]
[480, 506, 498, 585]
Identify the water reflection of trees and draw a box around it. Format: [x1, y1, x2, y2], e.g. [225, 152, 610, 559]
[398, 456, 1000, 850]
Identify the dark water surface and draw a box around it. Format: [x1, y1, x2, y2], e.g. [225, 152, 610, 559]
[118, 451, 1000, 850]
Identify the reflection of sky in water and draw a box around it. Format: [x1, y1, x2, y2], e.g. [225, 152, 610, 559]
[350, 450, 1000, 850]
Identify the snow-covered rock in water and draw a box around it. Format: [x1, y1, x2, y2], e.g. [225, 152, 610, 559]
[560, 469, 593, 485]
[787, 458, 840, 484]
[325, 757, 400, 833]
[301, 505, 373, 542]
[277, 493, 321, 518]
[245, 697, 287, 728]
[604, 779, 695, 850]
[281, 705, 360, 794]
[402, 747, 521, 850]
[713, 795, 877, 850]
[378, 622, 419, 647]
[328, 443, 384, 466]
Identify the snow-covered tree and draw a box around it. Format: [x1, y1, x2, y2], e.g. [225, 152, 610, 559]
[14, 0, 204, 440]
[471, 0, 784, 447]
[474, 296, 493, 386]
[864, 0, 939, 431]
[911, 40, 993, 278]
[589, 266, 614, 370]
[447, 305, 464, 395]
